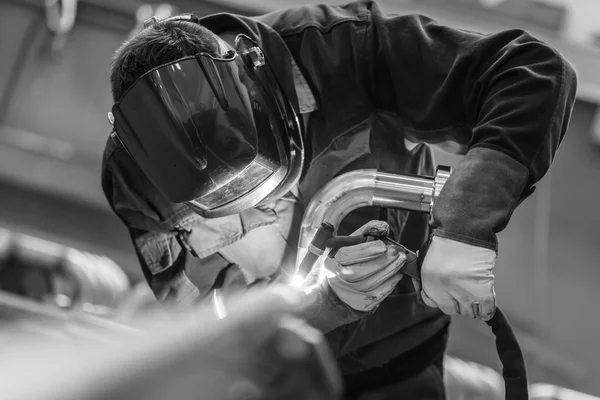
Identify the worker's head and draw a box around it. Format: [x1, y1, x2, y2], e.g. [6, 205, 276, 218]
[108, 14, 304, 218]
[110, 19, 223, 103]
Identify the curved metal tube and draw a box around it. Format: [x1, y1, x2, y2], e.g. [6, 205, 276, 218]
[295, 166, 451, 277]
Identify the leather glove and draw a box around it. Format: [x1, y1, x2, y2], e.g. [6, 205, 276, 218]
[324, 221, 407, 312]
[415, 235, 497, 320]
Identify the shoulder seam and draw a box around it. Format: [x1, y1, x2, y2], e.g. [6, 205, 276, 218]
[278, 9, 369, 38]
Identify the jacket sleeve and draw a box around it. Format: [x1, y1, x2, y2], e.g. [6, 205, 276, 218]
[361, 1, 578, 251]
[101, 143, 234, 306]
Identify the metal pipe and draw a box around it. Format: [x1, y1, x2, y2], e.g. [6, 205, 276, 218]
[295, 166, 451, 279]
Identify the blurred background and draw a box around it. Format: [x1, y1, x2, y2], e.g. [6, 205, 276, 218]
[0, 0, 599, 398]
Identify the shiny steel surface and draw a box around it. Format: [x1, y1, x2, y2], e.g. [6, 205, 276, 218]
[297, 169, 378, 265]
[374, 172, 435, 212]
[296, 167, 451, 267]
[433, 166, 452, 207]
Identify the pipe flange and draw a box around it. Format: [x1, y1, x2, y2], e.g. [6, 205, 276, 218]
[431, 165, 452, 209]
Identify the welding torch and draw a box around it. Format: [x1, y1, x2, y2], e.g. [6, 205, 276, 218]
[295, 221, 419, 283]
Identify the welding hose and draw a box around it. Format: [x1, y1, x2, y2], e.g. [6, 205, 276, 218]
[486, 308, 528, 400]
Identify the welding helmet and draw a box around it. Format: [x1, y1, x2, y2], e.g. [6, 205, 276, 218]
[108, 14, 304, 218]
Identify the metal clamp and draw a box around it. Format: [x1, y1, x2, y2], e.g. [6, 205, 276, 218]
[45, 0, 78, 36]
[247, 47, 266, 68]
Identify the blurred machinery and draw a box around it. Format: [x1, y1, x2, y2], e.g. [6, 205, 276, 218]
[45, 0, 78, 36]
[0, 286, 344, 400]
[44, 0, 78, 55]
[530, 384, 600, 400]
[0, 227, 340, 399]
[0, 227, 130, 316]
[0, 290, 139, 346]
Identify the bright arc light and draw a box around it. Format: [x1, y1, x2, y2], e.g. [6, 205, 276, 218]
[289, 274, 305, 289]
[289, 274, 318, 295]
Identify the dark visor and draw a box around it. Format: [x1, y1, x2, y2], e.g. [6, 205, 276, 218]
[112, 49, 290, 209]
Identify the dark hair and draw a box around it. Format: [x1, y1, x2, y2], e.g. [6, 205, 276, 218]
[110, 20, 221, 102]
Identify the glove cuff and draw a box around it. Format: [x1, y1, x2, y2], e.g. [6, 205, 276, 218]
[431, 147, 532, 252]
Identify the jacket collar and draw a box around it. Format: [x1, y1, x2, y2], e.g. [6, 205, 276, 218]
[198, 13, 317, 115]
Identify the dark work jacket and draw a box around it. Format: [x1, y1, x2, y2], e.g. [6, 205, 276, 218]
[101, 0, 577, 377]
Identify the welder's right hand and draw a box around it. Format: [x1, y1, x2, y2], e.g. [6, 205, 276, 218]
[324, 221, 407, 312]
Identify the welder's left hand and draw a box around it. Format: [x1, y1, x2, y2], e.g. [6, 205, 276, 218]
[415, 235, 497, 320]
[324, 221, 407, 312]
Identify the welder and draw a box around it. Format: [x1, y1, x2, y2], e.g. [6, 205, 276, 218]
[102, 1, 577, 398]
